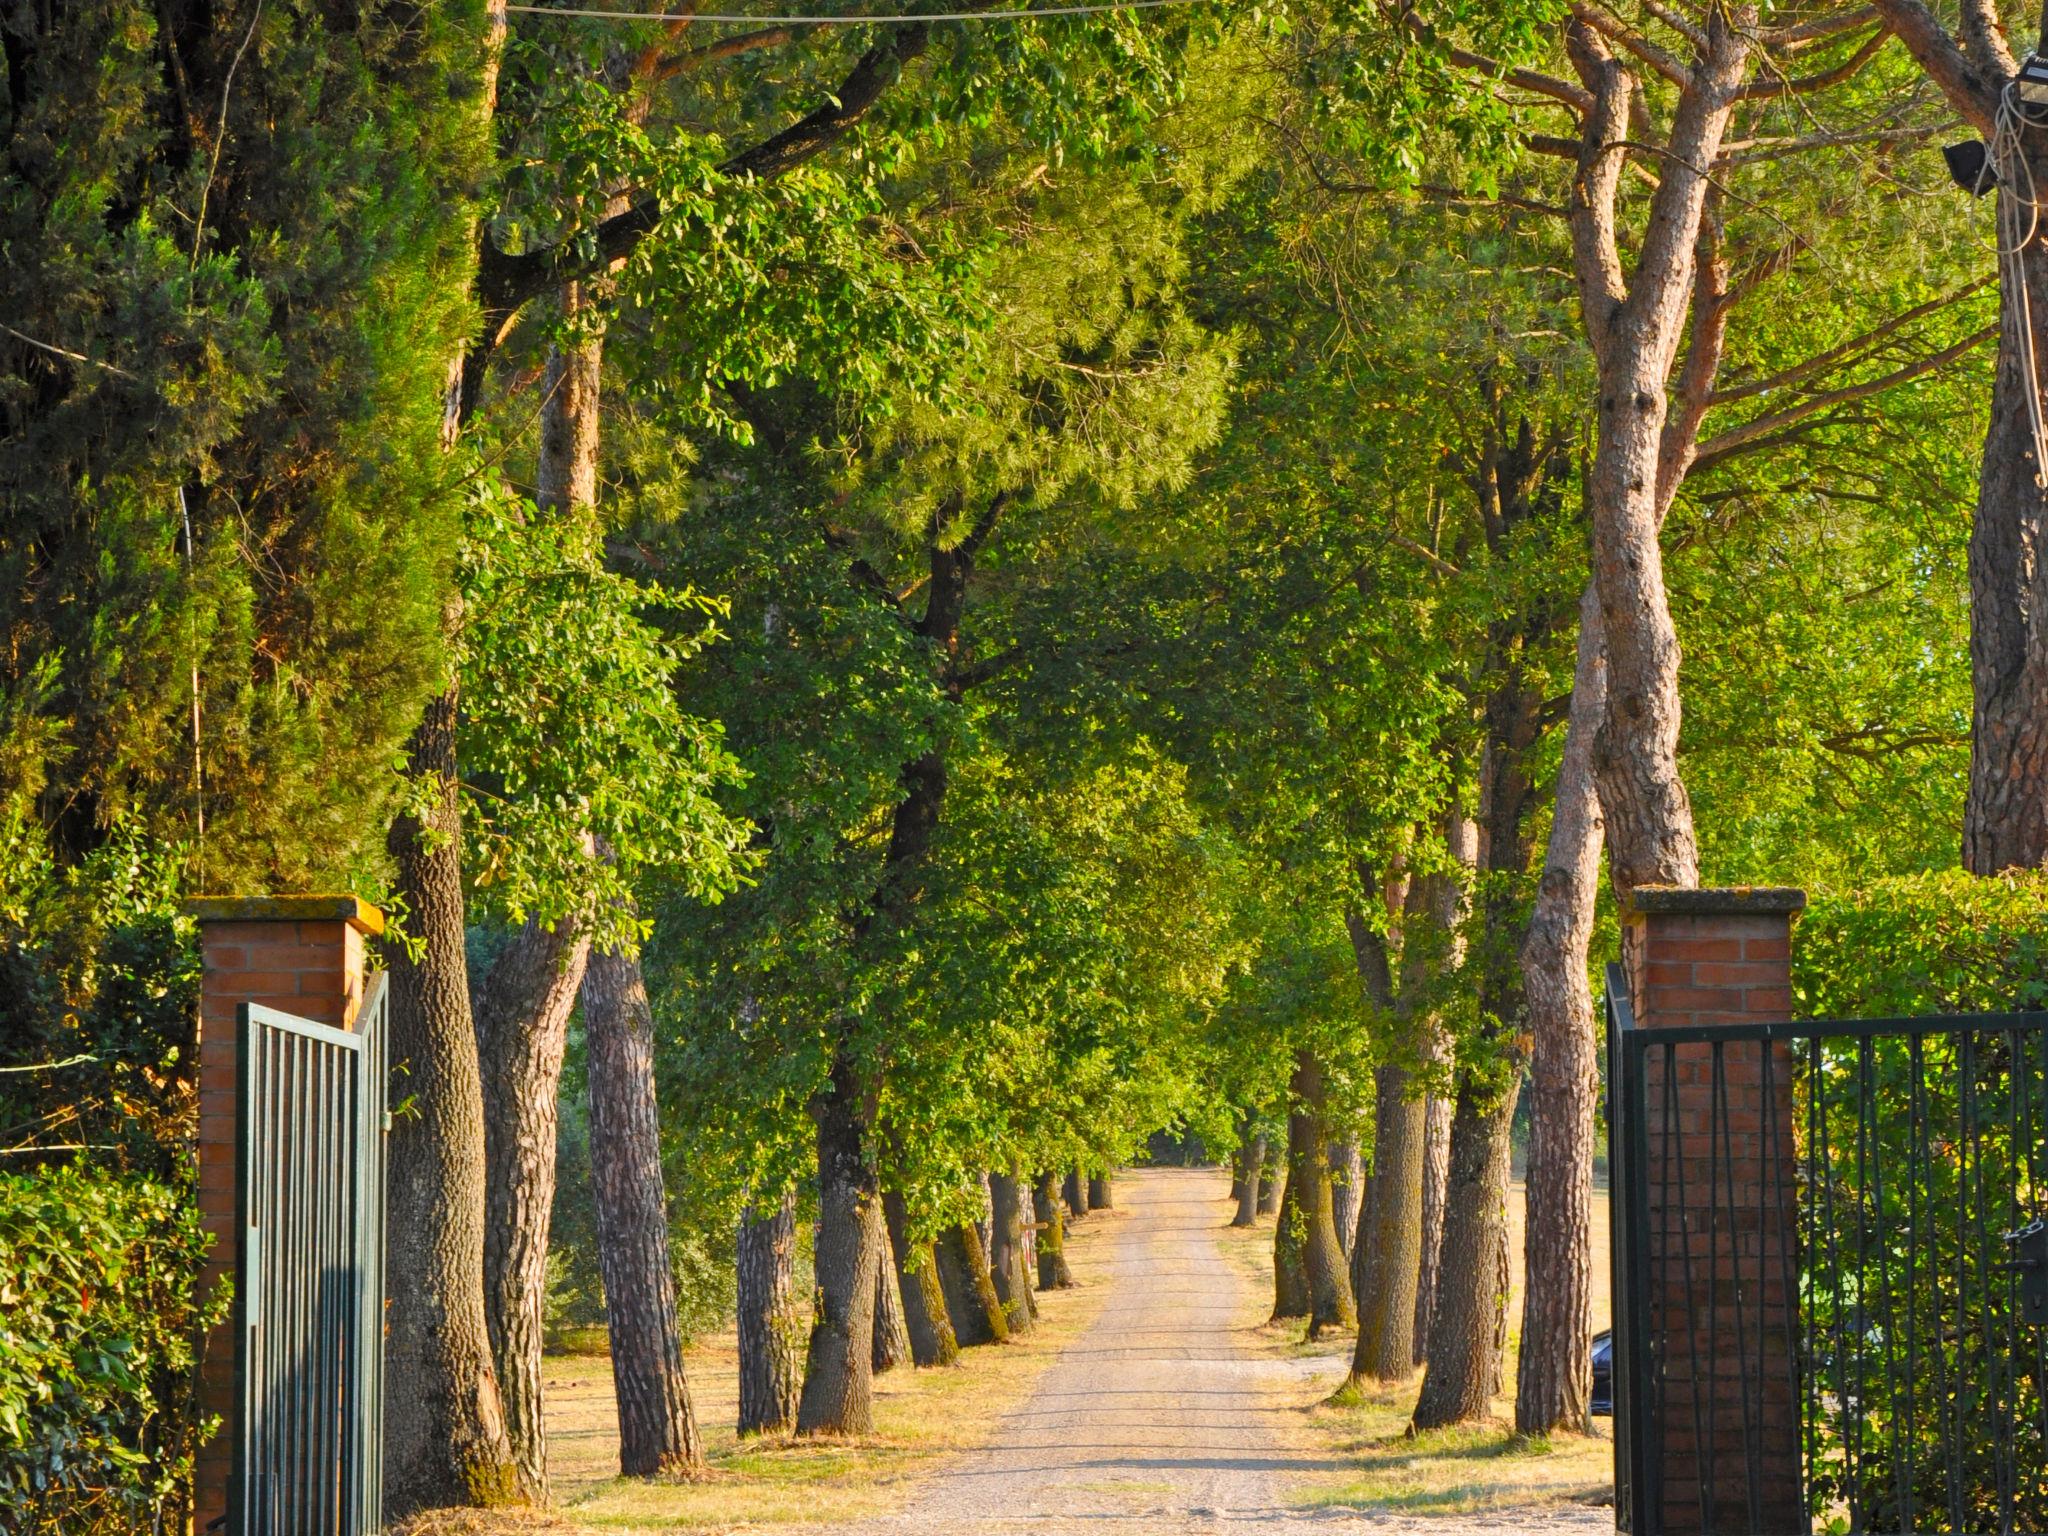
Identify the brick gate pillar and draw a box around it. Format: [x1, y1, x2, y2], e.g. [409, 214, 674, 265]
[1627, 886, 1805, 1536]
[186, 895, 383, 1533]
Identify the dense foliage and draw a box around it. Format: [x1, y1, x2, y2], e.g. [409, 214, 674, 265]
[0, 1166, 226, 1533]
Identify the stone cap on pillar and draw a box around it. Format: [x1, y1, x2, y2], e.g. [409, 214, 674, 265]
[183, 893, 386, 935]
[1630, 885, 1806, 917]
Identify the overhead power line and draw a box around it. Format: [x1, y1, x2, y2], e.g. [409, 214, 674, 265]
[507, 0, 1199, 23]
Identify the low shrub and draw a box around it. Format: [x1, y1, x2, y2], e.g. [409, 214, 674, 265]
[0, 1165, 226, 1533]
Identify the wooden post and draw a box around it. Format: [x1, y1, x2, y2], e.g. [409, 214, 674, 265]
[186, 895, 383, 1533]
[1628, 886, 1804, 1535]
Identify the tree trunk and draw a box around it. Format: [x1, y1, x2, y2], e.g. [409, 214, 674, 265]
[796, 1049, 884, 1434]
[1284, 1051, 1355, 1337]
[1271, 1161, 1309, 1319]
[1255, 1142, 1282, 1216]
[934, 1221, 1009, 1347]
[472, 319, 602, 1495]
[1968, 185, 2048, 872]
[1231, 1135, 1264, 1227]
[1873, 5, 2048, 874]
[1412, 1076, 1521, 1429]
[1328, 1138, 1362, 1258]
[1087, 1172, 1113, 1210]
[883, 1189, 960, 1367]
[1352, 1065, 1424, 1383]
[1563, 15, 1752, 903]
[583, 942, 702, 1474]
[383, 688, 526, 1513]
[872, 1197, 913, 1371]
[1063, 1168, 1088, 1219]
[1414, 1084, 1452, 1367]
[476, 916, 590, 1495]
[1517, 588, 1607, 1434]
[988, 1171, 1036, 1331]
[737, 1191, 801, 1435]
[1033, 1171, 1077, 1288]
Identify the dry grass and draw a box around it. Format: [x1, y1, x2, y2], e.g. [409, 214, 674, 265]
[532, 1208, 1122, 1532]
[1216, 1180, 1616, 1519]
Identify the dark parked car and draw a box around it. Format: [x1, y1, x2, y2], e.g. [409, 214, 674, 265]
[1591, 1329, 1613, 1415]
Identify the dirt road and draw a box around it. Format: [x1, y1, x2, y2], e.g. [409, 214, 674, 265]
[842, 1166, 1609, 1535]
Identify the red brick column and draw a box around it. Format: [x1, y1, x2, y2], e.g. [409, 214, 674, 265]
[1626, 886, 1804, 1535]
[185, 895, 383, 1534]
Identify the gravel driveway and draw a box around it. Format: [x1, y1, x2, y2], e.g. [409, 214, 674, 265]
[834, 1167, 1611, 1536]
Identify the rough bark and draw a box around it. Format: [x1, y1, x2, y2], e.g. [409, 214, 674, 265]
[796, 1051, 884, 1434]
[383, 687, 526, 1513]
[1255, 1143, 1282, 1216]
[1285, 1052, 1355, 1338]
[1352, 1064, 1425, 1383]
[1412, 1076, 1521, 1429]
[934, 1222, 1009, 1347]
[1231, 1134, 1265, 1228]
[1063, 1168, 1088, 1219]
[1414, 1087, 1452, 1367]
[736, 1191, 801, 1435]
[1517, 589, 1608, 1434]
[1328, 1138, 1363, 1258]
[871, 1198, 913, 1372]
[476, 915, 589, 1494]
[884, 1188, 960, 1367]
[583, 942, 702, 1474]
[988, 1171, 1036, 1332]
[1271, 1160, 1309, 1319]
[1033, 1171, 1077, 1288]
[1087, 1172, 1113, 1210]
[1868, 4, 2048, 870]
[1564, 15, 1755, 901]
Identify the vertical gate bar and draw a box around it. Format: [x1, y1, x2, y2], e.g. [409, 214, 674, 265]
[1816, 1036, 1851, 1535]
[2033, 1026, 2048, 1522]
[1810, 1036, 1826, 1536]
[232, 1009, 254, 1536]
[1663, 1040, 1705, 1533]
[1906, 1033, 1924, 1533]
[1719, 1044, 1762, 1533]
[373, 984, 387, 1536]
[340, 1035, 359, 1536]
[2004, 1026, 2024, 1533]
[1762, 1031, 1803, 1530]
[266, 1025, 284, 1536]
[294, 1031, 312, 1523]
[1704, 1042, 1724, 1531]
[1953, 1030, 1972, 1532]
[1867, 1033, 1906, 1532]
[1859, 1036, 1875, 1531]
[319, 1038, 338, 1536]
[1630, 1027, 1658, 1535]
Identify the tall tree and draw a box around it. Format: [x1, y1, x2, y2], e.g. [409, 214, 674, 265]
[1872, 0, 2048, 872]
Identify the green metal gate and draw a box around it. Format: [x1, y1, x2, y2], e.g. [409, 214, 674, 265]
[232, 973, 388, 1535]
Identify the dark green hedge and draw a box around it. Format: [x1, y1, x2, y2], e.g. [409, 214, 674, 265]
[0, 1165, 225, 1533]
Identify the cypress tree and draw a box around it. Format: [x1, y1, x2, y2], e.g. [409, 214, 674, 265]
[0, 0, 491, 883]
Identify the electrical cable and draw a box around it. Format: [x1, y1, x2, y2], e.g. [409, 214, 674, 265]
[506, 0, 1198, 22]
[1994, 69, 2048, 489]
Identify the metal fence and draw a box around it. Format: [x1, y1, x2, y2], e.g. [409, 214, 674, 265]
[1609, 965, 2048, 1535]
[232, 974, 388, 1536]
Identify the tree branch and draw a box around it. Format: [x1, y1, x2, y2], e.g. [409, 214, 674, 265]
[1869, 0, 2002, 133]
[476, 26, 930, 335]
[1740, 24, 1891, 99]
[1709, 276, 1992, 406]
[1573, 3, 1692, 89]
[1692, 323, 1996, 470]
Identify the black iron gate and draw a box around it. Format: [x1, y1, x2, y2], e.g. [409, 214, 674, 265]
[1609, 963, 2048, 1534]
[232, 974, 388, 1535]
